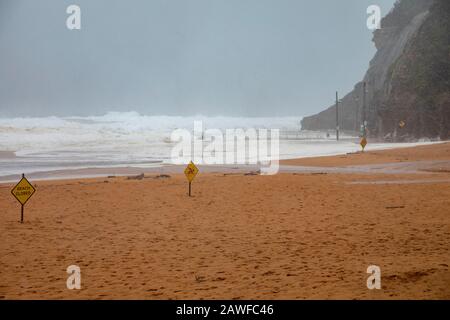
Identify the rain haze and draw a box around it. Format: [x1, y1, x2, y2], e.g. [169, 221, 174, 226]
[2, 0, 450, 304]
[0, 0, 395, 117]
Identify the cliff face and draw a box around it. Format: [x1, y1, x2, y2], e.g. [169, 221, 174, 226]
[301, 0, 449, 141]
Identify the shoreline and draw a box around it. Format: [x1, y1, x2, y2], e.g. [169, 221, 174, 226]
[281, 141, 450, 167]
[1, 141, 448, 184]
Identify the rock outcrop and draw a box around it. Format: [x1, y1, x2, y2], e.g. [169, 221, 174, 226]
[301, 0, 449, 141]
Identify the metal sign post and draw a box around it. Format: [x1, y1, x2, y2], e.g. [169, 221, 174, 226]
[11, 174, 36, 223]
[184, 162, 199, 197]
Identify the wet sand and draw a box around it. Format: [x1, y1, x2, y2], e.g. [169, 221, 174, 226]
[0, 151, 16, 159]
[0, 142, 449, 299]
[281, 141, 450, 167]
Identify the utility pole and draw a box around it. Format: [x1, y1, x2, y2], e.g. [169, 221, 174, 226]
[336, 91, 339, 141]
[354, 95, 359, 133]
[362, 82, 367, 138]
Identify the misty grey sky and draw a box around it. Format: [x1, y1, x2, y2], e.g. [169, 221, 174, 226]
[0, 0, 395, 117]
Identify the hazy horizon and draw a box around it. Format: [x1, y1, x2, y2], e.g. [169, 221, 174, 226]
[0, 0, 396, 118]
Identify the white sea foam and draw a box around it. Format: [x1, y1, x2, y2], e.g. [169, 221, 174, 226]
[0, 112, 435, 177]
[0, 111, 301, 155]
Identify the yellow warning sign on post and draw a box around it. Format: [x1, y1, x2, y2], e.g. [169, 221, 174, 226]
[11, 174, 36, 223]
[184, 161, 199, 197]
[360, 137, 367, 151]
[11, 175, 35, 205]
[184, 161, 199, 183]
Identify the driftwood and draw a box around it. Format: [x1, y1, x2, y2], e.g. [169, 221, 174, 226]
[127, 173, 145, 180]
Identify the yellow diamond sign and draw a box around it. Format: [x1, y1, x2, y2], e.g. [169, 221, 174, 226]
[360, 137, 367, 151]
[184, 161, 199, 183]
[11, 176, 36, 205]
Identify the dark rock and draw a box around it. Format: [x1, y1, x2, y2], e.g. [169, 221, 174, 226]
[154, 174, 171, 179]
[127, 173, 145, 180]
[301, 0, 449, 141]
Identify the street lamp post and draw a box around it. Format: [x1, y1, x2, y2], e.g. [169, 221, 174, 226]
[354, 96, 359, 133]
[362, 82, 367, 138]
[336, 91, 339, 141]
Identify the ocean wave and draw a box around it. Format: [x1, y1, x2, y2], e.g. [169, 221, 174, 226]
[0, 111, 303, 155]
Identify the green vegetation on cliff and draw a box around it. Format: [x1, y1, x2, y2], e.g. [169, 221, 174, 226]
[384, 0, 450, 139]
[301, 0, 449, 141]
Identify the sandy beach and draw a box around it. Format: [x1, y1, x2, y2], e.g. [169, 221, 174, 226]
[1, 142, 449, 299]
